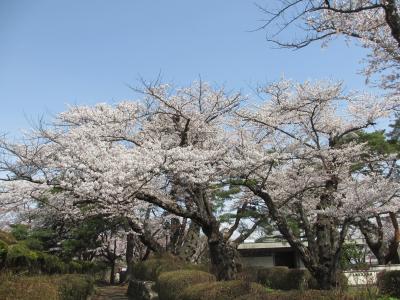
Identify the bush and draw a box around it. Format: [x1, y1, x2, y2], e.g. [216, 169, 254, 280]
[180, 280, 267, 300]
[10, 224, 29, 241]
[0, 240, 8, 267]
[78, 260, 107, 275]
[0, 230, 17, 245]
[5, 243, 39, 272]
[132, 254, 207, 281]
[257, 267, 290, 290]
[38, 253, 67, 274]
[284, 269, 312, 290]
[156, 270, 215, 300]
[68, 260, 83, 273]
[378, 270, 400, 298]
[236, 266, 261, 283]
[24, 238, 45, 251]
[255, 267, 347, 291]
[57, 274, 94, 300]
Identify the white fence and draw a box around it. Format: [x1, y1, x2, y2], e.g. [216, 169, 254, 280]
[343, 265, 400, 286]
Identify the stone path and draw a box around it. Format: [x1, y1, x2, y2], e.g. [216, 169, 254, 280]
[92, 285, 129, 300]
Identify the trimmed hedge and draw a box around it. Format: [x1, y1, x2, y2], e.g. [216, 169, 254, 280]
[284, 269, 312, 290]
[156, 270, 216, 300]
[378, 270, 400, 298]
[0, 274, 94, 300]
[236, 266, 261, 282]
[256, 267, 348, 291]
[257, 266, 290, 290]
[132, 254, 208, 281]
[180, 280, 267, 300]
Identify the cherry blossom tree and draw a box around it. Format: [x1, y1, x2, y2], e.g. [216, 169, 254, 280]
[0, 81, 263, 280]
[258, 0, 400, 98]
[1, 79, 395, 286]
[234, 79, 399, 289]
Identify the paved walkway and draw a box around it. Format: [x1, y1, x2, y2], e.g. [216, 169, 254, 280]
[92, 285, 129, 300]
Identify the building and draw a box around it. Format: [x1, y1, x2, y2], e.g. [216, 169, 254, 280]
[238, 238, 370, 269]
[238, 240, 305, 269]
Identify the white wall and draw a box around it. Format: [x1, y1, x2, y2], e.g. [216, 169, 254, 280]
[344, 265, 400, 286]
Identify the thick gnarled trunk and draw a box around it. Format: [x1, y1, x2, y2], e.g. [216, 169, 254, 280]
[250, 184, 347, 290]
[203, 220, 237, 281]
[179, 221, 201, 262]
[313, 213, 342, 289]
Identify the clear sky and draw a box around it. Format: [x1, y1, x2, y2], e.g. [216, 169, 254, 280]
[0, 0, 373, 135]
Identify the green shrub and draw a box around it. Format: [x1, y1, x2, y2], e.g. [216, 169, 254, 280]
[57, 274, 94, 300]
[0, 230, 17, 244]
[38, 253, 67, 274]
[78, 260, 107, 275]
[24, 238, 44, 251]
[68, 260, 83, 273]
[0, 240, 8, 267]
[10, 224, 29, 241]
[378, 270, 400, 298]
[156, 270, 216, 300]
[285, 269, 312, 290]
[180, 280, 267, 300]
[237, 266, 261, 282]
[257, 266, 290, 290]
[255, 267, 347, 291]
[5, 243, 39, 272]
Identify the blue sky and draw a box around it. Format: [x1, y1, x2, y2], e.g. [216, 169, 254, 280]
[0, 0, 373, 135]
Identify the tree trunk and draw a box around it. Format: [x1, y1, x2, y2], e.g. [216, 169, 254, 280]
[315, 215, 340, 289]
[203, 220, 237, 281]
[110, 259, 116, 284]
[124, 233, 134, 282]
[248, 183, 346, 290]
[313, 268, 339, 290]
[168, 217, 182, 254]
[127, 218, 164, 254]
[179, 221, 201, 262]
